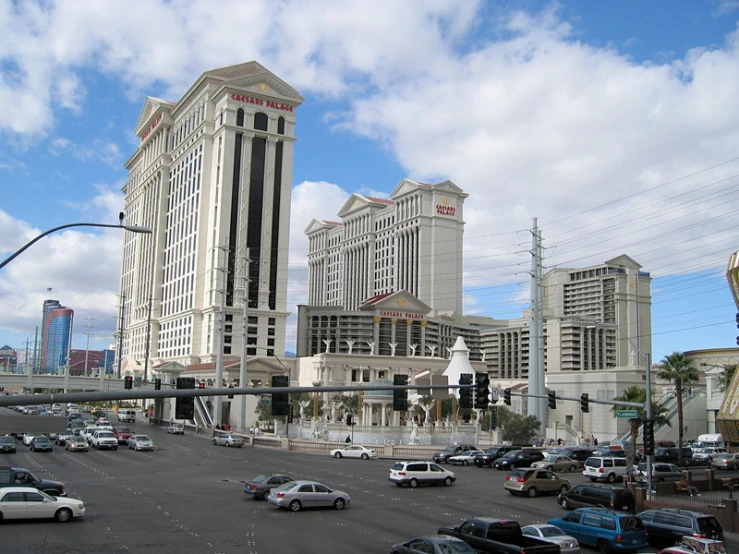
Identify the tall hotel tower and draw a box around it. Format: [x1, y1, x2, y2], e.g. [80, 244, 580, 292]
[118, 62, 303, 372]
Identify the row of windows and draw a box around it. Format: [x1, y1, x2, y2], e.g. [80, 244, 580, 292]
[171, 99, 207, 150]
[235, 109, 286, 135]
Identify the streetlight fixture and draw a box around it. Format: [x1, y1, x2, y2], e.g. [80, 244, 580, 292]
[1, 222, 152, 271]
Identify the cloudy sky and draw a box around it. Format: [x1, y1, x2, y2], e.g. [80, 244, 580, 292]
[1, 0, 739, 363]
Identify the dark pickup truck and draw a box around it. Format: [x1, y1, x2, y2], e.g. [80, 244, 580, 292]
[438, 517, 560, 554]
[0, 467, 67, 496]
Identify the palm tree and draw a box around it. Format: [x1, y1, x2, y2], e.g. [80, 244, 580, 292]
[612, 386, 670, 464]
[657, 352, 700, 465]
[719, 364, 738, 392]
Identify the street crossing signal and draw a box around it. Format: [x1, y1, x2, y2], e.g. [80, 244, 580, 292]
[175, 377, 195, 420]
[474, 373, 490, 409]
[459, 374, 473, 410]
[228, 385, 234, 399]
[154, 378, 161, 390]
[643, 419, 655, 455]
[548, 391, 557, 410]
[580, 393, 589, 413]
[489, 406, 497, 430]
[393, 374, 409, 411]
[271, 375, 289, 416]
[124, 376, 133, 390]
[198, 382, 205, 389]
[503, 388, 512, 406]
[346, 414, 353, 426]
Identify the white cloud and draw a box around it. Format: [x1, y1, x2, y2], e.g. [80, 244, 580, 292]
[49, 136, 122, 167]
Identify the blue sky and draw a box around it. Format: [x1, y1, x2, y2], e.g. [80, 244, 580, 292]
[1, 0, 739, 363]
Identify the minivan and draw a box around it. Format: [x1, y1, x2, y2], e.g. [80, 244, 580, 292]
[548, 508, 648, 552]
[637, 508, 723, 547]
[558, 483, 636, 512]
[118, 409, 137, 423]
[389, 461, 456, 488]
[583, 456, 630, 483]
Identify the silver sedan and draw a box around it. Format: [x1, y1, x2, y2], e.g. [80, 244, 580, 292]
[212, 433, 244, 447]
[521, 524, 579, 554]
[266, 480, 351, 512]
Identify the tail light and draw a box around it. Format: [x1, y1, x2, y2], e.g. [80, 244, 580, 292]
[615, 534, 622, 543]
[276, 492, 285, 498]
[398, 472, 406, 475]
[252, 484, 258, 490]
[517, 478, 526, 482]
[599, 468, 605, 473]
[610, 499, 615, 508]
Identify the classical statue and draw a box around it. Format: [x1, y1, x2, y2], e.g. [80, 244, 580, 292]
[409, 420, 419, 445]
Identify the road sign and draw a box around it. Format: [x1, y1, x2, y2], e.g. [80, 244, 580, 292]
[617, 410, 638, 418]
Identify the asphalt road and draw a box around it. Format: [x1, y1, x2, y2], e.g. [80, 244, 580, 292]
[2, 408, 738, 553]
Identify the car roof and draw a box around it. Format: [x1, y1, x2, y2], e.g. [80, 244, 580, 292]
[0, 486, 40, 493]
[641, 508, 715, 517]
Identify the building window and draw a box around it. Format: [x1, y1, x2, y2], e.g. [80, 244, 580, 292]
[236, 108, 244, 127]
[267, 338, 275, 346]
[225, 325, 232, 333]
[248, 316, 258, 324]
[225, 314, 233, 322]
[277, 116, 285, 135]
[362, 369, 370, 382]
[224, 346, 231, 354]
[254, 112, 268, 131]
[268, 317, 275, 325]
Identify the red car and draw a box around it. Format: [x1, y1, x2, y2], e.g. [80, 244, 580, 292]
[113, 426, 133, 445]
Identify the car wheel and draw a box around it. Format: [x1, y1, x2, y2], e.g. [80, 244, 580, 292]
[527, 487, 537, 498]
[226, 443, 231, 447]
[560, 497, 570, 509]
[212, 439, 217, 445]
[463, 460, 469, 466]
[589, 477, 598, 482]
[334, 452, 342, 458]
[508, 490, 516, 495]
[55, 508, 73, 522]
[570, 465, 577, 472]
[509, 464, 516, 470]
[409, 478, 418, 489]
[261, 490, 271, 500]
[733, 463, 738, 470]
[559, 485, 569, 494]
[444, 477, 453, 486]
[289, 500, 301, 512]
[606, 473, 616, 483]
[597, 538, 612, 554]
[333, 498, 345, 510]
[112, 447, 118, 451]
[361, 453, 369, 460]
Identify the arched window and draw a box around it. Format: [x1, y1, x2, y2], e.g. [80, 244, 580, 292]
[277, 116, 285, 135]
[236, 108, 245, 127]
[254, 112, 268, 131]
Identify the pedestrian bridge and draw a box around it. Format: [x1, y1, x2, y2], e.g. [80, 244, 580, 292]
[0, 372, 154, 393]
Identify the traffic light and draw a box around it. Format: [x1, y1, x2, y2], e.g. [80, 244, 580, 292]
[459, 374, 472, 410]
[124, 376, 133, 390]
[503, 388, 512, 406]
[346, 413, 353, 426]
[643, 419, 655, 456]
[228, 385, 234, 399]
[175, 377, 195, 420]
[271, 375, 289, 416]
[580, 393, 589, 413]
[288, 404, 294, 424]
[154, 378, 161, 391]
[393, 374, 409, 411]
[489, 406, 497, 430]
[198, 382, 205, 389]
[474, 372, 490, 409]
[548, 390, 557, 410]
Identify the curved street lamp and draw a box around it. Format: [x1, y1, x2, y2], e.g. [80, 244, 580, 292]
[0, 222, 152, 271]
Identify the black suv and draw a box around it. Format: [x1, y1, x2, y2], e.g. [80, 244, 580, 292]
[474, 445, 519, 467]
[549, 447, 594, 466]
[558, 483, 636, 512]
[493, 449, 545, 470]
[432, 444, 478, 464]
[0, 467, 66, 496]
[637, 508, 723, 547]
[654, 447, 694, 464]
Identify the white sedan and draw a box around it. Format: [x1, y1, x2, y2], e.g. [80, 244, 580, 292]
[0, 487, 85, 522]
[448, 450, 485, 466]
[329, 445, 377, 460]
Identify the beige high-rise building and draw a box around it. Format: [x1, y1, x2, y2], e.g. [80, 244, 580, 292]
[118, 62, 303, 373]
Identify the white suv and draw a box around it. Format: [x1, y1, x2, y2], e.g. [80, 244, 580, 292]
[91, 430, 119, 450]
[583, 456, 630, 483]
[389, 461, 456, 488]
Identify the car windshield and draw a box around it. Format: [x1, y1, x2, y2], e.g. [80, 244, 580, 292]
[117, 427, 131, 433]
[438, 542, 475, 554]
[500, 450, 521, 459]
[543, 455, 559, 461]
[715, 454, 730, 460]
[254, 475, 268, 483]
[279, 482, 299, 491]
[538, 525, 565, 537]
[0, 437, 13, 444]
[620, 517, 645, 531]
[136, 436, 151, 441]
[443, 446, 456, 453]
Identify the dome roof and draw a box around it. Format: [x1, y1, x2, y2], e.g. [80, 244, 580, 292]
[366, 377, 394, 397]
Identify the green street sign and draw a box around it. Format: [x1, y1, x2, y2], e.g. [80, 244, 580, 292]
[617, 410, 638, 418]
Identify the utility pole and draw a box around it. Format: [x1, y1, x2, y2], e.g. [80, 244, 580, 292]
[528, 218, 546, 435]
[239, 248, 251, 433]
[116, 292, 125, 379]
[143, 296, 153, 383]
[646, 353, 654, 498]
[214, 244, 228, 428]
[32, 326, 39, 375]
[84, 315, 94, 377]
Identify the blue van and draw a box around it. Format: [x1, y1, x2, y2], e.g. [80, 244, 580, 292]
[548, 508, 648, 553]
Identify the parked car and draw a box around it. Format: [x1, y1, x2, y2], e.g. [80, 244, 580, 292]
[474, 445, 519, 467]
[112, 426, 133, 444]
[329, 445, 377, 460]
[438, 517, 560, 554]
[65, 436, 89, 452]
[583, 456, 630, 483]
[90, 430, 119, 450]
[0, 487, 85, 522]
[448, 450, 485, 466]
[493, 449, 545, 470]
[692, 447, 728, 463]
[30, 436, 53, 453]
[558, 483, 636, 512]
[167, 422, 185, 434]
[548, 508, 648, 553]
[634, 462, 683, 483]
[521, 524, 580, 554]
[389, 461, 456, 488]
[544, 447, 594, 466]
[212, 434, 244, 448]
[711, 452, 739, 471]
[636, 508, 723, 547]
[655, 447, 695, 464]
[531, 455, 579, 472]
[0, 436, 16, 454]
[128, 435, 154, 451]
[504, 468, 571, 497]
[243, 474, 294, 500]
[391, 535, 476, 554]
[266, 480, 350, 512]
[656, 538, 726, 554]
[432, 444, 478, 464]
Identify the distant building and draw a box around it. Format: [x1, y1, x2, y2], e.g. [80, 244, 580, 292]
[0, 345, 17, 372]
[40, 300, 74, 374]
[69, 349, 116, 376]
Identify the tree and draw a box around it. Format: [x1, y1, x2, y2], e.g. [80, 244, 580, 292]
[497, 407, 540, 444]
[289, 392, 324, 419]
[719, 364, 738, 392]
[657, 352, 699, 465]
[611, 386, 670, 462]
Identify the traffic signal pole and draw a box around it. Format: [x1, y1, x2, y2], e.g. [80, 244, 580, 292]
[646, 353, 654, 498]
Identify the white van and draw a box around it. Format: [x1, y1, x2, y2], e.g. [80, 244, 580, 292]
[118, 409, 137, 423]
[692, 433, 724, 451]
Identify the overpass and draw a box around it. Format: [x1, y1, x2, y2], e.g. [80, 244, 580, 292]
[0, 371, 155, 393]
